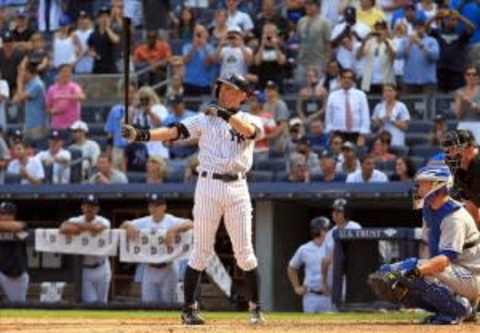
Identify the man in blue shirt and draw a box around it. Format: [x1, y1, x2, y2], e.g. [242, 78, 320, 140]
[104, 82, 136, 172]
[13, 62, 48, 144]
[164, 94, 197, 159]
[182, 24, 215, 96]
[450, 0, 480, 68]
[396, 17, 440, 94]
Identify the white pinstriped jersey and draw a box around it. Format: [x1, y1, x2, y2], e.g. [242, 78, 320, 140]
[182, 111, 264, 174]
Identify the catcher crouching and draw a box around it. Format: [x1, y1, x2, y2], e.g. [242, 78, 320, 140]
[369, 161, 480, 324]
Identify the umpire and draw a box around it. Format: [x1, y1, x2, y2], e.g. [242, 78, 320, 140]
[0, 202, 29, 303]
[442, 129, 480, 224]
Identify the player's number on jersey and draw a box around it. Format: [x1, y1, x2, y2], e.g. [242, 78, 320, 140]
[229, 129, 245, 144]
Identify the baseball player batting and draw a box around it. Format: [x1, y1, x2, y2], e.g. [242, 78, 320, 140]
[369, 161, 480, 325]
[122, 74, 264, 325]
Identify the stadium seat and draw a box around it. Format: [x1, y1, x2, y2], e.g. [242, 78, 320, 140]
[407, 120, 433, 134]
[165, 169, 184, 183]
[409, 145, 443, 160]
[390, 145, 409, 157]
[127, 172, 146, 183]
[254, 158, 287, 172]
[275, 171, 289, 182]
[88, 124, 105, 137]
[248, 170, 274, 182]
[375, 160, 396, 173]
[410, 156, 426, 171]
[4, 173, 21, 184]
[405, 133, 430, 147]
[268, 150, 286, 158]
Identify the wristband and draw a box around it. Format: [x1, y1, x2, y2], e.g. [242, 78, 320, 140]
[135, 128, 151, 142]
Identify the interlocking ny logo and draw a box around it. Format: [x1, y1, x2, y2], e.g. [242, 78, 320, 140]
[383, 229, 397, 238]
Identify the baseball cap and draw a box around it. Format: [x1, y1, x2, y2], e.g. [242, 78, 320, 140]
[332, 198, 348, 211]
[227, 26, 243, 36]
[0, 201, 16, 215]
[11, 128, 23, 142]
[70, 120, 89, 132]
[16, 9, 27, 17]
[59, 14, 72, 27]
[320, 150, 335, 159]
[342, 141, 356, 151]
[82, 194, 99, 206]
[289, 117, 303, 128]
[167, 94, 184, 106]
[265, 80, 278, 91]
[413, 16, 427, 26]
[344, 6, 356, 17]
[434, 114, 446, 123]
[97, 6, 110, 16]
[78, 10, 89, 18]
[2, 31, 13, 43]
[147, 193, 166, 205]
[49, 129, 64, 140]
[252, 90, 266, 104]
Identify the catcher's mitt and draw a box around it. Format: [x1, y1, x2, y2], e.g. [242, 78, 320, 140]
[368, 270, 409, 303]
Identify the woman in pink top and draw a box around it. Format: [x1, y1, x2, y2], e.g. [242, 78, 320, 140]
[46, 64, 86, 129]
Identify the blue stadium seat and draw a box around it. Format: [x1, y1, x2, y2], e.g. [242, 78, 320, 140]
[254, 158, 287, 172]
[390, 145, 409, 157]
[409, 145, 443, 160]
[127, 172, 146, 183]
[405, 134, 430, 147]
[268, 150, 286, 158]
[166, 169, 184, 183]
[407, 120, 433, 134]
[410, 156, 426, 171]
[375, 160, 396, 173]
[4, 173, 21, 184]
[248, 171, 274, 182]
[275, 171, 289, 182]
[88, 124, 105, 137]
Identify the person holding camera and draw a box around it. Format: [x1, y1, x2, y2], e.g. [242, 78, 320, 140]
[356, 20, 396, 93]
[253, 23, 286, 91]
[215, 27, 253, 79]
[427, 8, 475, 93]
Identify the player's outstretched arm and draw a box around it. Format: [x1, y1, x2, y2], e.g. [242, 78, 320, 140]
[122, 124, 179, 143]
[0, 221, 25, 232]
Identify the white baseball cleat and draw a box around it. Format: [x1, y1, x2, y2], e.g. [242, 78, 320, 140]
[249, 307, 265, 325]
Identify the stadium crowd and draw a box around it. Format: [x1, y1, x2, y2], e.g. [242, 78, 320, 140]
[0, 0, 478, 185]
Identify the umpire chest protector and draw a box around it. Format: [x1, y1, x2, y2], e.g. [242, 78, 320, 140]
[423, 200, 462, 257]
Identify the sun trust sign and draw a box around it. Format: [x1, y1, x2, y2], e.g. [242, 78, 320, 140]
[336, 228, 399, 240]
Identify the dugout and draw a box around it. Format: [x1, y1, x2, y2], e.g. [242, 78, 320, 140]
[0, 182, 420, 311]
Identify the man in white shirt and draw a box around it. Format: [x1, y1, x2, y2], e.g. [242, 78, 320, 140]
[36, 130, 71, 184]
[215, 27, 253, 79]
[288, 216, 332, 313]
[346, 154, 389, 183]
[59, 195, 112, 304]
[325, 68, 371, 146]
[88, 154, 128, 184]
[121, 194, 193, 304]
[321, 198, 362, 303]
[7, 141, 44, 185]
[226, 0, 254, 32]
[0, 75, 9, 131]
[69, 120, 101, 181]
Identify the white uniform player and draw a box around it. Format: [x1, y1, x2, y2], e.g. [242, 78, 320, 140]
[121, 194, 193, 304]
[288, 217, 332, 313]
[60, 195, 111, 303]
[122, 74, 265, 325]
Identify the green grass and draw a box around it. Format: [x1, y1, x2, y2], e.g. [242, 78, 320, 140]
[0, 310, 423, 322]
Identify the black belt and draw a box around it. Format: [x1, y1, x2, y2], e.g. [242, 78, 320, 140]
[83, 261, 105, 269]
[200, 171, 245, 182]
[149, 263, 170, 269]
[464, 238, 480, 250]
[307, 289, 324, 295]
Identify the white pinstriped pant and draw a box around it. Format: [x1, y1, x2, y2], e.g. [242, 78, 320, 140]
[188, 173, 258, 272]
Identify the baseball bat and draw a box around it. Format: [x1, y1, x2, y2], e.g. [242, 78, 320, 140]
[123, 17, 132, 124]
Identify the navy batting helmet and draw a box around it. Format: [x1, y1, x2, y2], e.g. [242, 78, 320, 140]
[215, 74, 252, 98]
[310, 216, 331, 237]
[332, 198, 350, 217]
[0, 201, 17, 215]
[441, 129, 476, 173]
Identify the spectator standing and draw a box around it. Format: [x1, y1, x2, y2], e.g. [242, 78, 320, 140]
[182, 24, 215, 96]
[428, 10, 475, 93]
[392, 22, 407, 84]
[325, 69, 371, 146]
[89, 153, 128, 184]
[287, 216, 332, 313]
[417, 0, 437, 22]
[11, 10, 34, 52]
[134, 30, 171, 85]
[356, 20, 396, 93]
[142, 0, 171, 35]
[450, 0, 480, 68]
[46, 64, 85, 130]
[175, 7, 196, 44]
[346, 155, 389, 183]
[74, 11, 94, 74]
[145, 156, 168, 184]
[163, 94, 197, 159]
[226, 0, 254, 32]
[0, 202, 29, 303]
[19, 33, 50, 80]
[0, 32, 24, 93]
[248, 91, 275, 158]
[336, 141, 361, 175]
[390, 156, 416, 181]
[396, 17, 439, 94]
[210, 9, 229, 47]
[253, 23, 287, 91]
[254, 0, 288, 39]
[35, 130, 71, 184]
[319, 151, 346, 182]
[263, 80, 290, 154]
[52, 16, 81, 70]
[6, 141, 44, 185]
[453, 66, 480, 143]
[296, 0, 331, 84]
[323, 59, 341, 92]
[391, 2, 427, 35]
[88, 6, 120, 74]
[297, 67, 327, 124]
[357, 0, 386, 29]
[215, 27, 253, 79]
[371, 84, 410, 146]
[0, 73, 9, 131]
[104, 81, 136, 172]
[38, 0, 64, 32]
[13, 63, 48, 143]
[69, 121, 101, 181]
[0, 132, 10, 184]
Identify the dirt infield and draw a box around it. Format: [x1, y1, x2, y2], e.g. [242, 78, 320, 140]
[0, 311, 479, 333]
